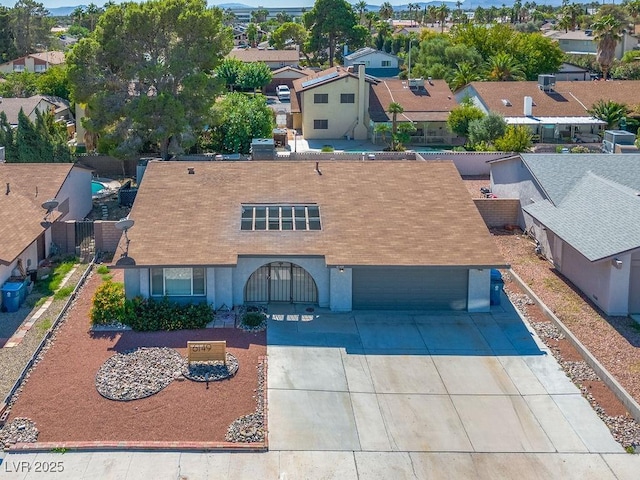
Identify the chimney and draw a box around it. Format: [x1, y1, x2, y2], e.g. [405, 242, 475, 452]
[524, 96, 533, 116]
[353, 63, 367, 140]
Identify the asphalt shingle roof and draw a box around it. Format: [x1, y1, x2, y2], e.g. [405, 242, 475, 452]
[121, 161, 507, 269]
[0, 163, 73, 265]
[523, 173, 640, 261]
[521, 154, 640, 205]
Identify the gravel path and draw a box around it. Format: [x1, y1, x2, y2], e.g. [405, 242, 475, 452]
[0, 265, 89, 401]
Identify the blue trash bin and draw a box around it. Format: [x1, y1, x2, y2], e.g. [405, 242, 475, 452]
[490, 269, 504, 306]
[1, 282, 24, 312]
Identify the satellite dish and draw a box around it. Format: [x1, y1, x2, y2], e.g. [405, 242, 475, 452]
[115, 255, 136, 266]
[40, 221, 52, 229]
[41, 199, 59, 212]
[115, 218, 135, 231]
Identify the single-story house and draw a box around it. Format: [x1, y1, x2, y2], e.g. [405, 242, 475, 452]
[266, 66, 315, 95]
[291, 65, 378, 140]
[0, 51, 65, 74]
[554, 62, 591, 81]
[489, 153, 640, 316]
[369, 77, 459, 146]
[0, 163, 92, 306]
[455, 80, 640, 142]
[116, 160, 507, 312]
[0, 95, 73, 127]
[227, 47, 300, 69]
[344, 47, 400, 77]
[544, 29, 638, 60]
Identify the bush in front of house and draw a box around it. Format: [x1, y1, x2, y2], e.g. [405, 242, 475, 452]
[91, 281, 130, 326]
[125, 297, 214, 331]
[91, 281, 213, 330]
[242, 311, 266, 328]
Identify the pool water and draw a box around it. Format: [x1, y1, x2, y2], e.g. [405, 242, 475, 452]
[91, 181, 106, 195]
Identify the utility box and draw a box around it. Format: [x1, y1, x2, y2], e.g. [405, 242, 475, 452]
[490, 269, 504, 306]
[602, 130, 637, 153]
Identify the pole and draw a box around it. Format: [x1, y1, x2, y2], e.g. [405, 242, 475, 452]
[408, 38, 412, 80]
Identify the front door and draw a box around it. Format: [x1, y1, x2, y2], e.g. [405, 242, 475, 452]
[245, 262, 318, 304]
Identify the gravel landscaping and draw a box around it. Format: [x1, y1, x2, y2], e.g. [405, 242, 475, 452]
[2, 270, 266, 445]
[226, 356, 266, 443]
[0, 418, 38, 449]
[183, 352, 239, 382]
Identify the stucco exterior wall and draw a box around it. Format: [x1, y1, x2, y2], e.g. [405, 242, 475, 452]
[300, 77, 368, 140]
[56, 166, 92, 220]
[330, 267, 352, 311]
[345, 51, 399, 69]
[490, 157, 546, 222]
[473, 198, 521, 228]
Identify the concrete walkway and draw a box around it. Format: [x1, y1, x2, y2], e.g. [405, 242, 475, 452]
[1, 296, 639, 479]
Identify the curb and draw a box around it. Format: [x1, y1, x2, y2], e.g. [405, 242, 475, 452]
[8, 441, 267, 453]
[508, 268, 640, 423]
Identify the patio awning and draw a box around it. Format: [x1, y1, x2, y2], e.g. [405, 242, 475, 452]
[504, 116, 606, 126]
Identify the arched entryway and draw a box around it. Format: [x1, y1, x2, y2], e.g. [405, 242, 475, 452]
[244, 262, 318, 303]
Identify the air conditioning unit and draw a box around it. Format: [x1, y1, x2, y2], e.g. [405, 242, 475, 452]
[538, 74, 556, 92]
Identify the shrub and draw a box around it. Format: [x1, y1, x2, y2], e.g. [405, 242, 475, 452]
[96, 265, 110, 274]
[91, 281, 129, 326]
[242, 311, 266, 327]
[570, 146, 590, 154]
[125, 297, 214, 331]
[54, 286, 74, 300]
[320, 145, 334, 152]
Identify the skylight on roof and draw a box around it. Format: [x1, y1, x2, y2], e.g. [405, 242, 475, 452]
[241, 205, 321, 231]
[501, 99, 512, 106]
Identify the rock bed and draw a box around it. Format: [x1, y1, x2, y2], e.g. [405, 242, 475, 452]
[505, 284, 640, 451]
[236, 305, 268, 333]
[226, 357, 266, 443]
[183, 353, 239, 382]
[96, 347, 186, 401]
[0, 418, 38, 449]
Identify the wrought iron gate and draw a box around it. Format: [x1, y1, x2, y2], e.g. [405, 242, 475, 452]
[245, 262, 317, 303]
[75, 220, 95, 263]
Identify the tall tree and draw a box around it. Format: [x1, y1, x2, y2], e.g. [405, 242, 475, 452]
[0, 7, 17, 62]
[355, 0, 368, 24]
[237, 62, 272, 93]
[436, 3, 450, 33]
[625, 0, 640, 26]
[67, 0, 233, 160]
[388, 101, 404, 150]
[379, 2, 394, 21]
[303, 0, 365, 67]
[216, 57, 244, 91]
[250, 7, 269, 24]
[485, 52, 526, 81]
[10, 0, 53, 55]
[592, 14, 623, 79]
[271, 22, 308, 50]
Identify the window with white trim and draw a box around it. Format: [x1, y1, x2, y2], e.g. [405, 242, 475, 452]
[381, 60, 391, 67]
[241, 204, 321, 231]
[150, 267, 205, 296]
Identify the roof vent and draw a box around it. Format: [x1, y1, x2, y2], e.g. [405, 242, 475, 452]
[187, 167, 195, 175]
[502, 99, 512, 107]
[314, 161, 322, 175]
[5, 182, 9, 195]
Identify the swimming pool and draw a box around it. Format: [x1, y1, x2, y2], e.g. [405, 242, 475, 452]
[91, 180, 107, 195]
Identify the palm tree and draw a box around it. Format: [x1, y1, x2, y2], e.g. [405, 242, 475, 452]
[624, 0, 640, 27]
[592, 14, 624, 79]
[379, 2, 394, 21]
[355, 0, 368, 25]
[485, 53, 526, 81]
[427, 5, 438, 27]
[388, 102, 404, 150]
[71, 6, 85, 26]
[436, 3, 450, 33]
[406, 3, 417, 26]
[588, 100, 627, 128]
[450, 62, 481, 91]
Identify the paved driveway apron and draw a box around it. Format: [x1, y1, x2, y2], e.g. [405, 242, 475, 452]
[266, 299, 630, 477]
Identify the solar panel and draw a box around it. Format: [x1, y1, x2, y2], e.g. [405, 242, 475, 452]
[301, 71, 339, 89]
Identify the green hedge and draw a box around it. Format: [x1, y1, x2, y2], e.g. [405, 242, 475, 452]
[91, 281, 214, 331]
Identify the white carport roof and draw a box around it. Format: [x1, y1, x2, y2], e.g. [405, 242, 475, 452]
[504, 116, 606, 125]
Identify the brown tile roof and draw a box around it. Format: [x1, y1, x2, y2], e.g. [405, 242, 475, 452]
[467, 80, 640, 117]
[369, 79, 457, 123]
[120, 161, 506, 269]
[227, 48, 300, 63]
[0, 163, 73, 265]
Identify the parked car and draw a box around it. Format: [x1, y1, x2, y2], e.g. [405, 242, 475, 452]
[276, 85, 290, 101]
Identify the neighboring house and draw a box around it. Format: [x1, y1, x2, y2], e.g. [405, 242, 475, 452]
[544, 29, 638, 60]
[456, 79, 640, 142]
[489, 153, 640, 316]
[227, 48, 300, 69]
[266, 66, 314, 95]
[0, 51, 65, 74]
[344, 47, 400, 77]
[232, 24, 268, 46]
[116, 160, 506, 312]
[0, 95, 73, 127]
[554, 62, 592, 81]
[369, 77, 459, 146]
[291, 65, 377, 140]
[0, 163, 92, 306]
